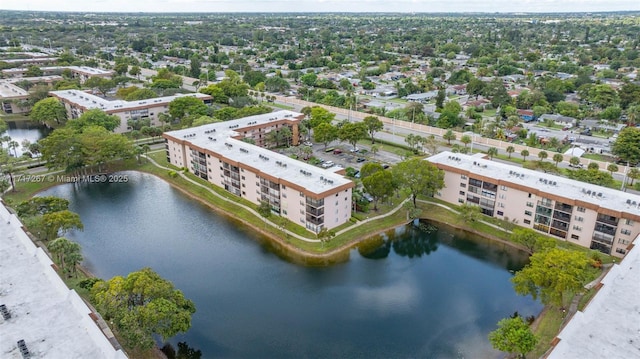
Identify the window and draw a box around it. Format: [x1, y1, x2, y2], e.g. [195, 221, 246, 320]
[460, 183, 466, 188]
[499, 194, 506, 199]
[497, 211, 504, 216]
[577, 206, 586, 213]
[571, 234, 579, 240]
[459, 191, 465, 196]
[618, 238, 630, 245]
[616, 248, 627, 255]
[572, 225, 582, 231]
[626, 219, 635, 226]
[282, 185, 286, 190]
[300, 192, 304, 197]
[526, 202, 534, 208]
[528, 193, 532, 198]
[524, 219, 531, 225]
[282, 193, 287, 198]
[498, 203, 505, 208]
[500, 185, 507, 191]
[241, 191, 246, 196]
[241, 176, 245, 180]
[621, 229, 632, 235]
[525, 211, 532, 216]
[461, 175, 467, 180]
[458, 199, 464, 203]
[283, 210, 287, 215]
[574, 216, 584, 222]
[242, 184, 245, 188]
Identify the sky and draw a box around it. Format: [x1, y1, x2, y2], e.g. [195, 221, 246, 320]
[1, 0, 639, 13]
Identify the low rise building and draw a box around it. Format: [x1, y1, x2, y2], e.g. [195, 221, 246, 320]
[2, 66, 113, 83]
[50, 89, 213, 133]
[163, 110, 354, 233]
[0, 76, 62, 114]
[428, 152, 640, 257]
[0, 203, 127, 359]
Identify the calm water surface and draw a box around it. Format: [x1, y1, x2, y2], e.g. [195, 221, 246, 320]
[40, 171, 541, 359]
[5, 120, 50, 157]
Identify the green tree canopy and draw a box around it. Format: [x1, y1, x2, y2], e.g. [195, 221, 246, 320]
[313, 122, 338, 149]
[67, 109, 120, 132]
[512, 248, 591, 307]
[30, 97, 68, 127]
[392, 158, 445, 207]
[488, 316, 538, 358]
[362, 116, 383, 144]
[362, 169, 395, 211]
[91, 268, 196, 350]
[338, 122, 367, 151]
[16, 196, 70, 217]
[612, 127, 640, 165]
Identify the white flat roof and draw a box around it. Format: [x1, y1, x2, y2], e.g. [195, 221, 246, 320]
[427, 151, 640, 216]
[548, 238, 640, 359]
[50, 89, 211, 113]
[0, 81, 28, 98]
[0, 204, 127, 359]
[166, 110, 352, 194]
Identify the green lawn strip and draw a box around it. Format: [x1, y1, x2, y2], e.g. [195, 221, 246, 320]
[269, 102, 294, 110]
[531, 307, 565, 358]
[577, 287, 598, 311]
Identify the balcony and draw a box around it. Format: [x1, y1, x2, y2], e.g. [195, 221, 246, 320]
[596, 214, 618, 226]
[554, 203, 573, 213]
[306, 206, 324, 216]
[552, 211, 571, 222]
[592, 232, 614, 245]
[306, 214, 324, 225]
[594, 224, 616, 236]
[551, 220, 568, 231]
[306, 198, 324, 207]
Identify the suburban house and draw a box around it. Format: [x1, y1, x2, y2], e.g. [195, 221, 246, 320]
[428, 152, 640, 257]
[517, 109, 535, 122]
[163, 110, 355, 233]
[539, 114, 577, 128]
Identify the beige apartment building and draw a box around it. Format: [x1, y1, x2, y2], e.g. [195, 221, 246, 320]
[50, 89, 213, 133]
[428, 152, 640, 257]
[163, 110, 354, 233]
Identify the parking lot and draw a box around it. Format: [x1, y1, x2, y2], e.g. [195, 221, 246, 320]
[310, 143, 400, 171]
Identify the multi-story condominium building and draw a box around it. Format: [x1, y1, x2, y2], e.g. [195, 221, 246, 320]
[49, 89, 213, 133]
[428, 151, 640, 257]
[0, 76, 61, 114]
[163, 110, 354, 233]
[2, 66, 113, 83]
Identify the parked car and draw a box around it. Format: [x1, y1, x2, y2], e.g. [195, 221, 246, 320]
[333, 149, 343, 154]
[350, 147, 360, 153]
[356, 157, 366, 163]
[321, 161, 335, 168]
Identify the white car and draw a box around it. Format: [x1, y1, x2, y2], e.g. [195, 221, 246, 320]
[321, 161, 335, 168]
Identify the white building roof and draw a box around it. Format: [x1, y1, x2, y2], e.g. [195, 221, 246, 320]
[0, 203, 127, 359]
[165, 110, 352, 195]
[548, 237, 640, 359]
[50, 89, 211, 113]
[427, 151, 640, 216]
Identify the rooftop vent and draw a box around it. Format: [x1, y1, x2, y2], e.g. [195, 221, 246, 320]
[0, 304, 11, 320]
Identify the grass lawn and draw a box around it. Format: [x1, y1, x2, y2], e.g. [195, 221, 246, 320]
[531, 307, 565, 358]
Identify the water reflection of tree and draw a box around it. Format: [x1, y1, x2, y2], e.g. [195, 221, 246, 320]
[161, 341, 202, 359]
[358, 224, 439, 259]
[391, 228, 438, 258]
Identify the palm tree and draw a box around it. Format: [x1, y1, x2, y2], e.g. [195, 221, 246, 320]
[461, 134, 472, 148]
[552, 153, 564, 167]
[538, 151, 548, 162]
[371, 145, 379, 159]
[506, 145, 515, 159]
[521, 149, 529, 162]
[443, 129, 456, 145]
[487, 147, 498, 159]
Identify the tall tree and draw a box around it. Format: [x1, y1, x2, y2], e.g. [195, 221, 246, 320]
[488, 316, 538, 359]
[40, 210, 84, 241]
[30, 97, 68, 127]
[91, 268, 196, 350]
[362, 116, 383, 144]
[362, 170, 395, 211]
[612, 127, 640, 165]
[392, 158, 445, 207]
[512, 248, 591, 308]
[313, 122, 338, 150]
[338, 122, 367, 151]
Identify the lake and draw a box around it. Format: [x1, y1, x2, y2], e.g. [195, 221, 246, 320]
[39, 171, 541, 358]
